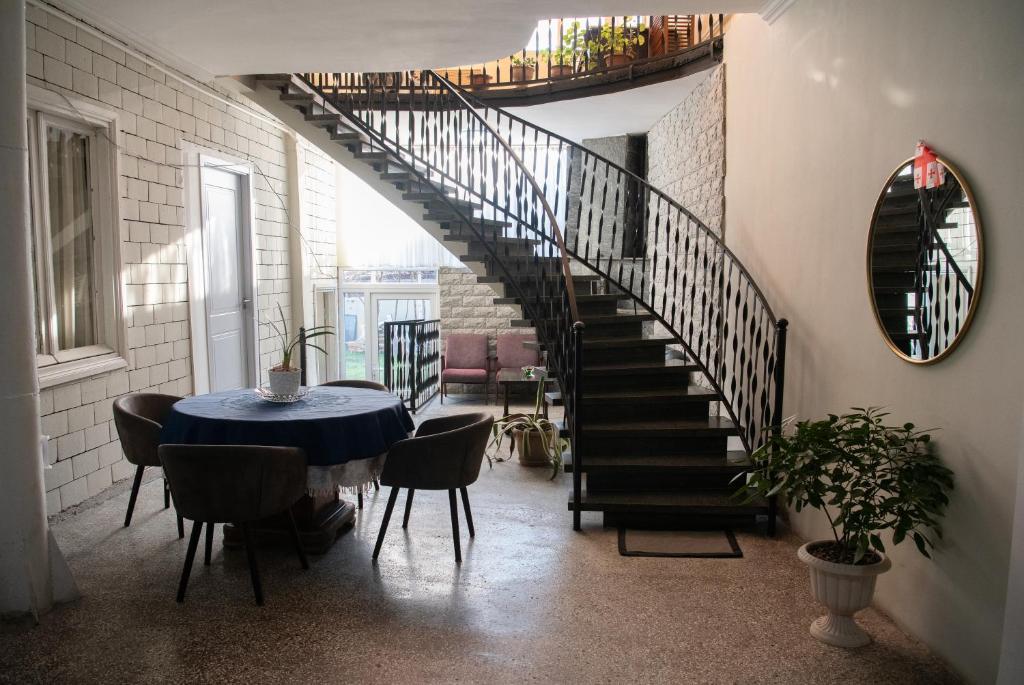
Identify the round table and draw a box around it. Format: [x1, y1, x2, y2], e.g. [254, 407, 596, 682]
[161, 386, 415, 493]
[160, 386, 414, 553]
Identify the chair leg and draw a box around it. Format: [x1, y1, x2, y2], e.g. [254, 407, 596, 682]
[402, 489, 415, 528]
[372, 488, 400, 561]
[124, 465, 145, 527]
[177, 511, 185, 539]
[286, 510, 309, 570]
[176, 520, 202, 603]
[373, 478, 380, 492]
[448, 489, 462, 563]
[163, 477, 170, 509]
[460, 487, 475, 538]
[358, 491, 364, 509]
[204, 522, 214, 565]
[241, 522, 263, 606]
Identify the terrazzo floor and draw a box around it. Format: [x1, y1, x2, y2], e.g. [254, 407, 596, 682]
[0, 394, 960, 684]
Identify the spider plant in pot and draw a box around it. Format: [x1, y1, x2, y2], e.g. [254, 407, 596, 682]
[736, 407, 953, 648]
[263, 304, 334, 396]
[489, 375, 567, 479]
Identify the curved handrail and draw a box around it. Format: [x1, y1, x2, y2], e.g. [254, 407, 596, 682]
[428, 70, 787, 454]
[423, 70, 581, 324]
[441, 74, 777, 325]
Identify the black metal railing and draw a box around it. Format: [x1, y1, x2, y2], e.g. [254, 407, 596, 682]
[295, 70, 587, 523]
[305, 70, 785, 456]
[912, 182, 976, 359]
[305, 14, 724, 98]
[383, 319, 441, 412]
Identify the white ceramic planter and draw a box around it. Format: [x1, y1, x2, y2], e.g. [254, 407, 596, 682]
[268, 368, 301, 396]
[797, 540, 892, 648]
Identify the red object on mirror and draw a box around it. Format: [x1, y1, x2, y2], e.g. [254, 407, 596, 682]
[914, 141, 944, 189]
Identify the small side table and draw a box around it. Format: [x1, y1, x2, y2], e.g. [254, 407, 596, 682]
[496, 368, 556, 416]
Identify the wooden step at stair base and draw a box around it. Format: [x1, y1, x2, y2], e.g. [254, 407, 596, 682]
[569, 489, 768, 517]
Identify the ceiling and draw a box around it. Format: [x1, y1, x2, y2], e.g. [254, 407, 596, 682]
[51, 0, 765, 79]
[509, 70, 710, 142]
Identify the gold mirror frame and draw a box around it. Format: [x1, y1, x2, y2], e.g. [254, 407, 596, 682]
[866, 156, 984, 365]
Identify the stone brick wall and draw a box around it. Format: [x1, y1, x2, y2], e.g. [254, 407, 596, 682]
[438, 266, 536, 396]
[27, 4, 336, 513]
[644, 65, 726, 382]
[647, 64, 725, 235]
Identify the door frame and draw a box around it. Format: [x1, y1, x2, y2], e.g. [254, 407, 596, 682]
[340, 284, 439, 382]
[183, 144, 259, 395]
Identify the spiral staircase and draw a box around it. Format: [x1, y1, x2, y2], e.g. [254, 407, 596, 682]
[242, 70, 787, 533]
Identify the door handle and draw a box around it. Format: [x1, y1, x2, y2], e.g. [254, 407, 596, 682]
[241, 298, 252, 309]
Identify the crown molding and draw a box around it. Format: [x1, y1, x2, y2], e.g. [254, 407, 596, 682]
[760, 0, 797, 25]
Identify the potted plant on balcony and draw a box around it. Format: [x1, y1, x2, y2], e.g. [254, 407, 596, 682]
[543, 21, 585, 78]
[510, 55, 537, 81]
[590, 23, 647, 68]
[736, 407, 954, 648]
[264, 303, 334, 396]
[468, 70, 493, 86]
[489, 373, 567, 479]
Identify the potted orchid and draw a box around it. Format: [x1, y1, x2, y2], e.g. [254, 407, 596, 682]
[263, 303, 334, 396]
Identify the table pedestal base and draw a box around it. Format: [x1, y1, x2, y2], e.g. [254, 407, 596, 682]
[223, 492, 356, 555]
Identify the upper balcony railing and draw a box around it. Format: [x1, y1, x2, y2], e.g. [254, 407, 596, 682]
[305, 14, 725, 107]
[437, 14, 724, 90]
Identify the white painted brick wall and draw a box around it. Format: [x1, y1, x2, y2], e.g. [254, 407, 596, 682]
[27, 6, 337, 513]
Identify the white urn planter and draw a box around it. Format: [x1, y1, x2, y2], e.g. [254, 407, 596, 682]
[798, 541, 892, 648]
[268, 367, 302, 396]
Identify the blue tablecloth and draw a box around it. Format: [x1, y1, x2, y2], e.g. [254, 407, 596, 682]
[160, 386, 415, 468]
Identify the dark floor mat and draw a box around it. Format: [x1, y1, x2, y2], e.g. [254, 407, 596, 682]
[618, 528, 742, 558]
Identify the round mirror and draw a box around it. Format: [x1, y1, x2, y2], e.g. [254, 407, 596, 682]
[867, 156, 983, 364]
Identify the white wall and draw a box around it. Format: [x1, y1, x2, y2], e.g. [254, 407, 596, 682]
[724, 3, 1024, 682]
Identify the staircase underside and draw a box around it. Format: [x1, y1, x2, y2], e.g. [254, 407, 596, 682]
[242, 73, 771, 534]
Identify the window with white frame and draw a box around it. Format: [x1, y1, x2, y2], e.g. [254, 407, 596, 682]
[27, 88, 125, 388]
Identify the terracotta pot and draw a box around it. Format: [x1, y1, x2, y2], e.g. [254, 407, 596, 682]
[514, 427, 554, 466]
[510, 66, 536, 82]
[469, 73, 492, 86]
[268, 367, 301, 395]
[798, 541, 892, 648]
[605, 54, 633, 67]
[549, 64, 573, 78]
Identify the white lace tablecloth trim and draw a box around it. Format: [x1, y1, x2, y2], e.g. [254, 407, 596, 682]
[306, 453, 387, 497]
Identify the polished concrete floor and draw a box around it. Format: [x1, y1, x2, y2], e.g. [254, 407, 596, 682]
[1, 394, 959, 684]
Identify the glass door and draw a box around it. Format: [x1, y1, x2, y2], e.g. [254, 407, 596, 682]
[341, 292, 367, 379]
[370, 293, 435, 382]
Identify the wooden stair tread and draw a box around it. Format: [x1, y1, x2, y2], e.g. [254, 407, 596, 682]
[579, 451, 750, 470]
[584, 416, 737, 435]
[581, 385, 719, 401]
[582, 359, 698, 373]
[568, 489, 767, 513]
[583, 336, 674, 349]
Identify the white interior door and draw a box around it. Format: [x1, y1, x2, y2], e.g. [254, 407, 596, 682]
[201, 166, 254, 391]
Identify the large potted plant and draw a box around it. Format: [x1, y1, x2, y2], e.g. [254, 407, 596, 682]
[737, 407, 953, 648]
[490, 374, 567, 479]
[263, 304, 334, 396]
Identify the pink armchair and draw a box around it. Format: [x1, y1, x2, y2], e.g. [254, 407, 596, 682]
[441, 334, 490, 403]
[495, 333, 540, 376]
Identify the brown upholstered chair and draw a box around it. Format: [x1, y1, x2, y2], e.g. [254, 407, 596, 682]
[319, 379, 388, 506]
[159, 444, 309, 606]
[440, 334, 490, 403]
[372, 412, 494, 563]
[320, 379, 388, 392]
[112, 393, 184, 537]
[495, 333, 540, 375]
